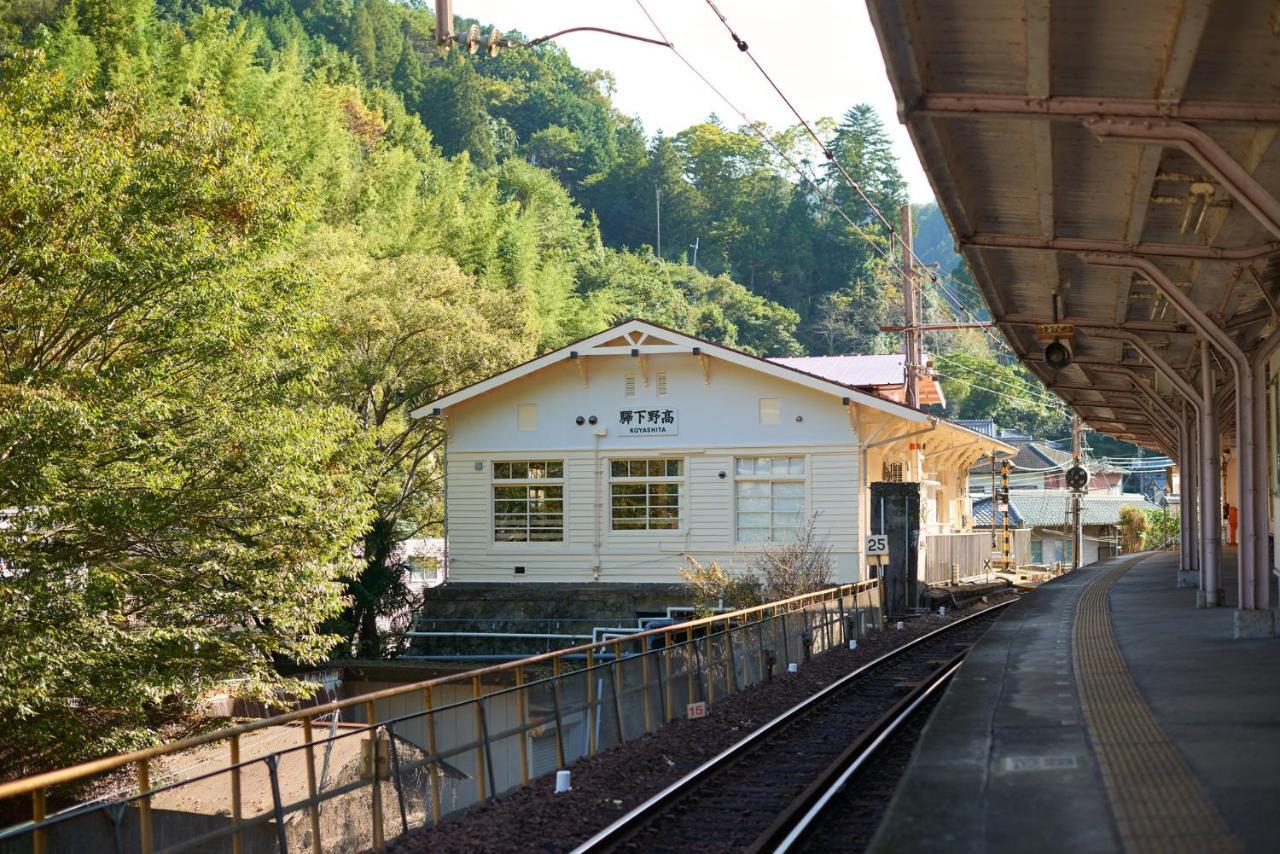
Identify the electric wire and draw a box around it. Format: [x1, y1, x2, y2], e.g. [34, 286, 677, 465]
[630, 0, 920, 295]
[931, 354, 1068, 409]
[932, 370, 1070, 412]
[699, 0, 1015, 357]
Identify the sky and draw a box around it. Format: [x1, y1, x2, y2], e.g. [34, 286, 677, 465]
[459, 0, 934, 203]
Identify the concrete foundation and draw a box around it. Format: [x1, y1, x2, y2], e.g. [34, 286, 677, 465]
[1177, 570, 1198, 588]
[1233, 607, 1276, 639]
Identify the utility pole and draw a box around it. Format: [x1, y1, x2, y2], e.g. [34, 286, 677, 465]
[1001, 459, 1011, 570]
[655, 186, 662, 258]
[1072, 415, 1083, 571]
[433, 0, 453, 44]
[900, 204, 919, 408]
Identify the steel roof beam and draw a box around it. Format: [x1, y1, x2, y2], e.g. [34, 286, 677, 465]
[1086, 118, 1280, 239]
[961, 233, 1280, 261]
[908, 94, 1280, 125]
[1000, 314, 1195, 333]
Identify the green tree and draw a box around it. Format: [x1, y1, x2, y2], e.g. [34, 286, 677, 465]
[0, 57, 373, 772]
[311, 236, 535, 656]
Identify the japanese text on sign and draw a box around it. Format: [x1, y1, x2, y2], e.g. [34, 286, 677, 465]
[618, 408, 678, 436]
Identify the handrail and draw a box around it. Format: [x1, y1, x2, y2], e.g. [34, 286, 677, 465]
[0, 579, 877, 801]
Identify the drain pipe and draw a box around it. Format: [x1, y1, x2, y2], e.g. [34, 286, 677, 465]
[1082, 253, 1256, 612]
[1248, 330, 1280, 611]
[1201, 344, 1222, 607]
[1182, 400, 1199, 576]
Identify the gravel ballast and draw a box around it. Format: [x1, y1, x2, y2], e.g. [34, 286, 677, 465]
[387, 593, 1018, 854]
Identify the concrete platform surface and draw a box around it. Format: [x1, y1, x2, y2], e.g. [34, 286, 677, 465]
[869, 550, 1280, 853]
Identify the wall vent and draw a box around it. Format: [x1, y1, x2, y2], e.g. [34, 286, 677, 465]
[656, 372, 668, 396]
[883, 461, 905, 483]
[624, 375, 637, 397]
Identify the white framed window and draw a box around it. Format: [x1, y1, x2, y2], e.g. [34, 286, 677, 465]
[735, 456, 806, 543]
[759, 397, 780, 424]
[493, 461, 564, 542]
[610, 458, 683, 530]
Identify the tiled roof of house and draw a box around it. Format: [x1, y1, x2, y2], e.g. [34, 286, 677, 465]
[973, 491, 1162, 529]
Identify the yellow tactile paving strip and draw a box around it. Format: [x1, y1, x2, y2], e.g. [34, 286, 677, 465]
[1073, 558, 1238, 854]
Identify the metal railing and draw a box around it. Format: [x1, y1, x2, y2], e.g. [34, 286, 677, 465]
[0, 579, 882, 854]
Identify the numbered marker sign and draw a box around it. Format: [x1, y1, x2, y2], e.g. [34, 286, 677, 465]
[686, 702, 707, 719]
[866, 534, 889, 556]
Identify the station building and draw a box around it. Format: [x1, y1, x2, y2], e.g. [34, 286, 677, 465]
[414, 320, 1013, 591]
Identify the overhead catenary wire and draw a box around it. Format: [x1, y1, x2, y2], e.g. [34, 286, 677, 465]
[932, 371, 1070, 412]
[699, 0, 1016, 358]
[631, 1, 921, 293]
[931, 355, 1068, 409]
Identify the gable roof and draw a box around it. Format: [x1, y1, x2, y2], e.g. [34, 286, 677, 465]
[412, 319, 929, 421]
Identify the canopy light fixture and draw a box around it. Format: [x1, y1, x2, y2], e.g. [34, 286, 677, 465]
[1044, 339, 1074, 370]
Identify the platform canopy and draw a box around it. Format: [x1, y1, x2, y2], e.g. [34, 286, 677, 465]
[867, 0, 1280, 452]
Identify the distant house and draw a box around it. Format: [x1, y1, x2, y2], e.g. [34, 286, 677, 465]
[969, 442, 1124, 494]
[973, 491, 1163, 567]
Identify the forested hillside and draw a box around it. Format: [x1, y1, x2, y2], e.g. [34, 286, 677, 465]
[0, 0, 1067, 772]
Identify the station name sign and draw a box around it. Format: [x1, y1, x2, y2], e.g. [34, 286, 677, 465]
[1035, 322, 1075, 341]
[618, 408, 678, 436]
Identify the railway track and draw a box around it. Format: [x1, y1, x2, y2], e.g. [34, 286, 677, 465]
[571, 600, 1014, 854]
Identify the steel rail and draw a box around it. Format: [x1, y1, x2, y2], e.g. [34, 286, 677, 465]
[570, 599, 1015, 853]
[763, 658, 964, 853]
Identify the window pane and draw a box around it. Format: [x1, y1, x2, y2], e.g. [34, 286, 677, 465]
[773, 481, 805, 498]
[612, 483, 645, 496]
[529, 530, 563, 542]
[737, 527, 769, 543]
[738, 512, 771, 527]
[770, 457, 791, 475]
[651, 517, 679, 530]
[493, 462, 511, 479]
[647, 460, 664, 477]
[666, 459, 683, 476]
[611, 461, 627, 477]
[736, 482, 769, 498]
[650, 483, 679, 499]
[736, 496, 770, 512]
[773, 496, 804, 512]
[494, 485, 527, 500]
[788, 457, 805, 475]
[546, 461, 563, 478]
[509, 462, 529, 479]
[650, 506, 679, 520]
[773, 512, 804, 530]
[494, 500, 526, 514]
[613, 518, 646, 530]
[527, 461, 547, 479]
[735, 458, 754, 476]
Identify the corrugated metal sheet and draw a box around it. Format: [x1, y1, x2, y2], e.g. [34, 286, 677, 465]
[770, 354, 906, 387]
